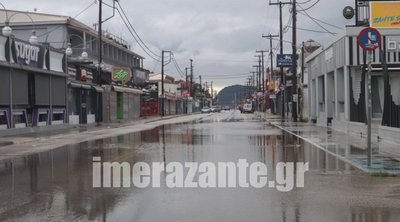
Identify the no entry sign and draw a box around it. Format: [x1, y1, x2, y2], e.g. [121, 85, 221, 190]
[357, 27, 382, 51]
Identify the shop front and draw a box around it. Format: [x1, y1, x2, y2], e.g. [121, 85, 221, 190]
[0, 36, 67, 132]
[101, 67, 143, 122]
[307, 27, 400, 142]
[67, 65, 104, 125]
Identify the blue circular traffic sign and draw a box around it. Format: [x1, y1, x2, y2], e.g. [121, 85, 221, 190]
[357, 27, 382, 51]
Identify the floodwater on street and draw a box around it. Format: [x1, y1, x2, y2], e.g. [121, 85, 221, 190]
[0, 111, 399, 222]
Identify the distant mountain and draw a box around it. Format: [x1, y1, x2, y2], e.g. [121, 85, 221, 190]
[217, 85, 254, 107]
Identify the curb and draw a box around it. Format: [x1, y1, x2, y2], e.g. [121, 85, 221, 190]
[0, 141, 13, 147]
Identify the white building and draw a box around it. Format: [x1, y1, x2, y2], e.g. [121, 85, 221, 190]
[307, 26, 400, 143]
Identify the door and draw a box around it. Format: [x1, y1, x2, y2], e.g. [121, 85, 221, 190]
[117, 92, 124, 120]
[80, 89, 87, 124]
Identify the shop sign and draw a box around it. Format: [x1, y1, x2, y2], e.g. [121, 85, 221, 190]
[133, 69, 147, 82]
[387, 37, 400, 51]
[112, 66, 132, 84]
[277, 54, 298, 67]
[370, 2, 400, 28]
[13, 38, 41, 68]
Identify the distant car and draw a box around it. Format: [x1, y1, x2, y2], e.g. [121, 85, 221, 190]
[211, 106, 221, 113]
[223, 106, 230, 111]
[242, 103, 253, 113]
[210, 106, 216, 112]
[201, 106, 211, 113]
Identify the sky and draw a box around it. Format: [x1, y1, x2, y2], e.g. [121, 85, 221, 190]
[1, 0, 353, 92]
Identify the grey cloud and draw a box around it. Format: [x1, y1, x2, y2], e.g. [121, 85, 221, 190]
[1, 0, 355, 88]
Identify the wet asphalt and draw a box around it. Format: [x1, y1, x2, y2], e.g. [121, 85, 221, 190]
[0, 111, 399, 222]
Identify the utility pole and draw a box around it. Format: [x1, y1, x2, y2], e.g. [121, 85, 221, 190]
[251, 72, 255, 89]
[96, 0, 103, 124]
[161, 50, 171, 117]
[211, 81, 213, 103]
[256, 50, 268, 92]
[98, 0, 103, 72]
[161, 50, 165, 117]
[199, 75, 202, 89]
[253, 64, 260, 91]
[300, 41, 305, 121]
[210, 81, 214, 99]
[262, 34, 279, 83]
[291, 0, 298, 122]
[270, 1, 291, 121]
[262, 34, 278, 114]
[199, 75, 202, 94]
[185, 67, 189, 91]
[199, 75, 202, 106]
[190, 59, 194, 97]
[255, 55, 262, 91]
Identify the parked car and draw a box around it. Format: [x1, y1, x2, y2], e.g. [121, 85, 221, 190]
[211, 106, 221, 113]
[242, 103, 253, 113]
[201, 106, 211, 113]
[223, 106, 230, 111]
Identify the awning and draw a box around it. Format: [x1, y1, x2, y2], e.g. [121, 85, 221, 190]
[112, 85, 143, 95]
[92, 85, 105, 92]
[68, 82, 92, 90]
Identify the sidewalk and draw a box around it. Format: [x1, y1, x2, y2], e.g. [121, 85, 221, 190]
[255, 112, 400, 175]
[0, 114, 203, 159]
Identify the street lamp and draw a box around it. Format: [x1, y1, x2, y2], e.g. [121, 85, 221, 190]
[65, 34, 89, 59]
[65, 43, 73, 56]
[0, 3, 10, 36]
[0, 7, 38, 44]
[2, 22, 11, 37]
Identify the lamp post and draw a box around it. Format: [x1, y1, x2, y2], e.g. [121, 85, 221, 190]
[65, 34, 89, 59]
[0, 8, 38, 44]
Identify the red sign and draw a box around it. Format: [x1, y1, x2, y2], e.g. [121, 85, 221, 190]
[357, 27, 382, 52]
[182, 90, 190, 97]
[140, 101, 159, 116]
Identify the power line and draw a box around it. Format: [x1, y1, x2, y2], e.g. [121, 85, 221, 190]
[297, 11, 343, 30]
[297, 0, 314, 4]
[171, 53, 186, 79]
[297, 4, 336, 36]
[297, 0, 320, 11]
[38, 0, 97, 38]
[287, 26, 337, 34]
[205, 75, 252, 79]
[115, 6, 161, 62]
[116, 1, 161, 60]
[190, 58, 255, 63]
[204, 73, 251, 77]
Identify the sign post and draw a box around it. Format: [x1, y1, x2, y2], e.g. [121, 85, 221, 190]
[357, 27, 381, 168]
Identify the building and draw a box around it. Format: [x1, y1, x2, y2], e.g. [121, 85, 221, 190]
[0, 9, 148, 125]
[307, 26, 400, 143]
[298, 40, 321, 121]
[147, 73, 182, 116]
[0, 34, 66, 133]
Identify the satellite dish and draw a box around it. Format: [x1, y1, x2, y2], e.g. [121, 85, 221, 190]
[343, 6, 355, 20]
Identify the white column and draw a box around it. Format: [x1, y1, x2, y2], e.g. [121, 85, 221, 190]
[344, 67, 350, 121]
[324, 73, 328, 122]
[344, 36, 351, 122]
[334, 69, 339, 119]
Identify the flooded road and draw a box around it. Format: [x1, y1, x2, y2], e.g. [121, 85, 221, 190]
[0, 111, 399, 222]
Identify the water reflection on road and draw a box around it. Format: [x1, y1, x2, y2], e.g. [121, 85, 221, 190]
[0, 111, 399, 222]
